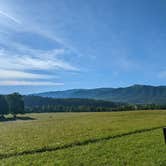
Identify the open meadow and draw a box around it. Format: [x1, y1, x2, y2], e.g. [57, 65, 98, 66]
[0, 110, 166, 165]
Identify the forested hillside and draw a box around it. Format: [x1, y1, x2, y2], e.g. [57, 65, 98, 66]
[24, 96, 127, 112]
[24, 95, 166, 113]
[34, 85, 166, 104]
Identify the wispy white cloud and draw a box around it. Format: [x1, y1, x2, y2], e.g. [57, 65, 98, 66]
[0, 7, 79, 86]
[17, 56, 77, 71]
[0, 10, 21, 24]
[0, 69, 53, 79]
[0, 81, 64, 86]
[0, 46, 77, 85]
[0, 7, 81, 58]
[0, 47, 78, 71]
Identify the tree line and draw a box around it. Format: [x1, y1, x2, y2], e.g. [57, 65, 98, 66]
[24, 95, 166, 113]
[0, 93, 24, 118]
[24, 95, 126, 113]
[1, 93, 166, 116]
[25, 103, 166, 113]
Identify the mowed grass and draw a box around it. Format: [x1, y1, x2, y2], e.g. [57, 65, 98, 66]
[2, 129, 165, 166]
[0, 110, 166, 165]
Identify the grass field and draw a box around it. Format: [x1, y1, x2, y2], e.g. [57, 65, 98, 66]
[0, 110, 166, 165]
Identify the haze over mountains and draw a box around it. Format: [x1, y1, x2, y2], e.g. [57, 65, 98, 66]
[33, 85, 166, 104]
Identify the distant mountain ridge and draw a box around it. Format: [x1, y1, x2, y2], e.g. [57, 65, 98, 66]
[33, 85, 166, 104]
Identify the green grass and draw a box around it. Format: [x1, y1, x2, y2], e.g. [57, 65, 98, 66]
[2, 129, 165, 166]
[0, 110, 166, 165]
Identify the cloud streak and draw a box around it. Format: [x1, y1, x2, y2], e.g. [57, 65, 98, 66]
[0, 7, 79, 87]
[0, 47, 78, 71]
[0, 81, 64, 86]
[0, 46, 77, 85]
[0, 69, 53, 79]
[0, 10, 21, 24]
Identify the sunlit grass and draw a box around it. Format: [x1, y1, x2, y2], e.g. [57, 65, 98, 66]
[0, 110, 166, 165]
[2, 129, 165, 166]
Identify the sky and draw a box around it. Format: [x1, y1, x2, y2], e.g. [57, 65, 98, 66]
[0, 0, 166, 94]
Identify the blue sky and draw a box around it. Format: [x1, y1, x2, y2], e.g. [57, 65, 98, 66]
[0, 0, 166, 94]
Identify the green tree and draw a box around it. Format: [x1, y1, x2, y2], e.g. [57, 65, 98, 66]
[0, 95, 9, 118]
[7, 93, 24, 118]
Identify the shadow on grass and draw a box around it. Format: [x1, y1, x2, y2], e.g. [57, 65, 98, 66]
[0, 116, 36, 122]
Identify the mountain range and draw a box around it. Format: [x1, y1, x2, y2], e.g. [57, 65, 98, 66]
[33, 85, 166, 104]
